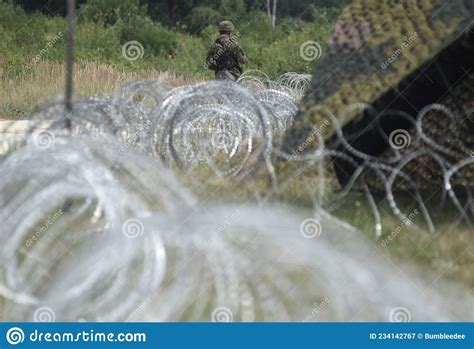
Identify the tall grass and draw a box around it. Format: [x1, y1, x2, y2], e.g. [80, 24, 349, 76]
[0, 61, 195, 119]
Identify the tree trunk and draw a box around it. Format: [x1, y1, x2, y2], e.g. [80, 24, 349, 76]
[271, 0, 277, 28]
[266, 0, 271, 22]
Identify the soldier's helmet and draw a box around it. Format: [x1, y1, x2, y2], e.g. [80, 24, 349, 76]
[218, 21, 235, 33]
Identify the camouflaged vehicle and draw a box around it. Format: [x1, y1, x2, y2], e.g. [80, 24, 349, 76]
[283, 0, 473, 191]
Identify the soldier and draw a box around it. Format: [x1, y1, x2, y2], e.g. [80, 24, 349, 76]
[205, 21, 246, 81]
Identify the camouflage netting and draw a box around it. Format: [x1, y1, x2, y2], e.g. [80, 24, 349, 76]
[284, 0, 473, 191]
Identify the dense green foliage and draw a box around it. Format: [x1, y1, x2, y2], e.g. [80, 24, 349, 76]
[0, 0, 344, 79]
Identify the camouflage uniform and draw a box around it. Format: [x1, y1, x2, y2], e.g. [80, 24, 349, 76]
[205, 21, 246, 81]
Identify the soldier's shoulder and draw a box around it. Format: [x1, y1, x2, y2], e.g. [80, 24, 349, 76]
[230, 37, 241, 45]
[208, 41, 220, 51]
[231, 42, 245, 54]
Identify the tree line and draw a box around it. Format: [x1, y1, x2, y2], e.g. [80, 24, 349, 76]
[9, 0, 345, 32]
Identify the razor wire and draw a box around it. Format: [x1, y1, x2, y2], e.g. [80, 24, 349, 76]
[0, 70, 472, 322]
